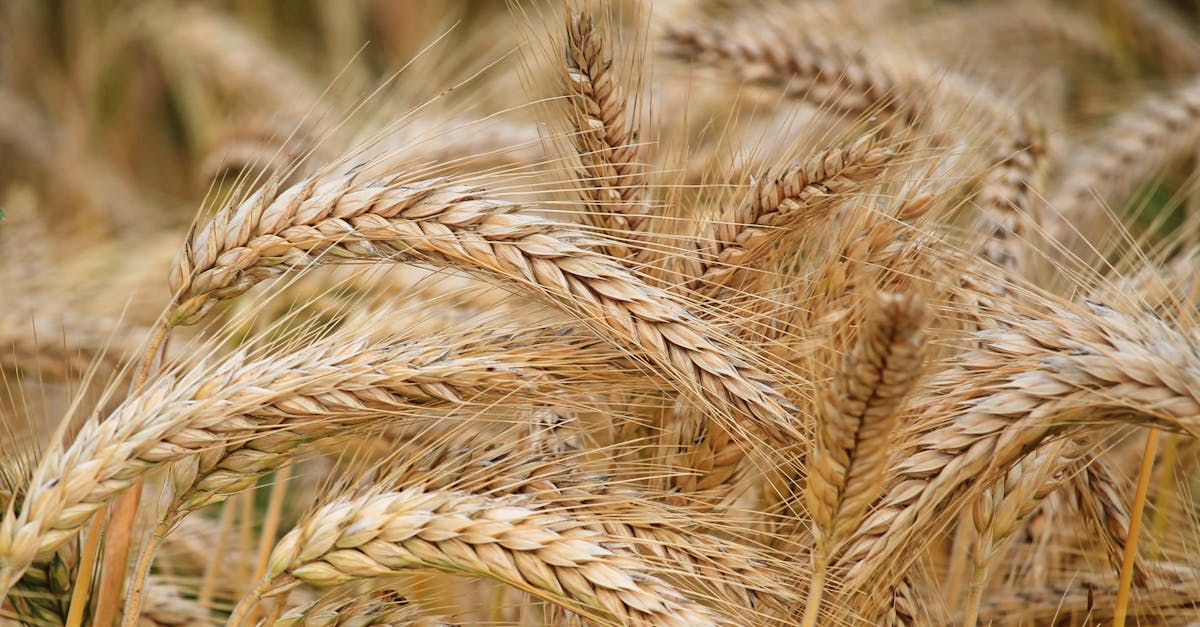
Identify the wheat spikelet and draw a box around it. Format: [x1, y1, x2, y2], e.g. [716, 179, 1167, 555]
[244, 487, 720, 626]
[878, 576, 920, 627]
[563, 9, 648, 258]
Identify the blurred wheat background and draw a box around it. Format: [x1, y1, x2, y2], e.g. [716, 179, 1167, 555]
[5, 0, 1200, 625]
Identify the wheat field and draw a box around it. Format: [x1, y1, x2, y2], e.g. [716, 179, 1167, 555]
[4, 0, 1200, 625]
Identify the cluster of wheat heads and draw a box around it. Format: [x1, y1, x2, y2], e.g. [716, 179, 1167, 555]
[7, 0, 1200, 624]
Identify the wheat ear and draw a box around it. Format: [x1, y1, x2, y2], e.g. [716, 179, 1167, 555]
[1047, 78, 1200, 251]
[346, 432, 801, 617]
[169, 174, 800, 483]
[662, 23, 917, 128]
[687, 136, 893, 295]
[799, 291, 925, 627]
[963, 440, 1079, 626]
[972, 115, 1044, 276]
[564, 9, 648, 258]
[0, 330, 620, 594]
[234, 488, 720, 627]
[837, 300, 1199, 602]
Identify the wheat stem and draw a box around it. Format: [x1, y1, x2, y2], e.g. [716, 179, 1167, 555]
[1113, 428, 1158, 627]
[62, 514, 102, 627]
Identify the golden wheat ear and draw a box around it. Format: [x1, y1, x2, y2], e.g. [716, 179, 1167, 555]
[687, 135, 894, 297]
[795, 291, 925, 627]
[837, 299, 1200, 605]
[1047, 77, 1200, 259]
[232, 487, 720, 627]
[562, 7, 650, 260]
